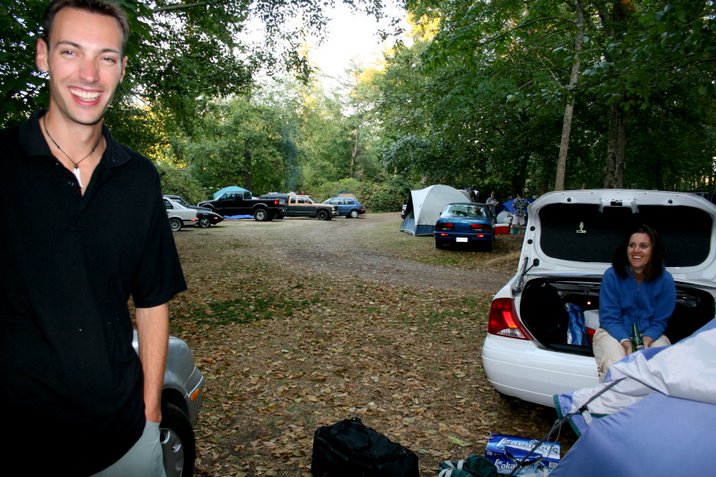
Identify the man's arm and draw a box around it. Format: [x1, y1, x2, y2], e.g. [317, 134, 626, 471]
[135, 303, 170, 423]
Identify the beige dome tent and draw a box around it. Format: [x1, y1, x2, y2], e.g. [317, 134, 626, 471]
[400, 184, 472, 236]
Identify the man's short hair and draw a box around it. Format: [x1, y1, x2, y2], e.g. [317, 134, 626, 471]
[41, 0, 130, 54]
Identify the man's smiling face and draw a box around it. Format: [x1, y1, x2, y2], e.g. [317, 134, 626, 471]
[36, 7, 127, 126]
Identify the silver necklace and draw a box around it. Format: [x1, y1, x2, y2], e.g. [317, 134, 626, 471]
[42, 114, 102, 189]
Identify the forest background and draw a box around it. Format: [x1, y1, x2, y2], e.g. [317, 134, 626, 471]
[2, 0, 715, 210]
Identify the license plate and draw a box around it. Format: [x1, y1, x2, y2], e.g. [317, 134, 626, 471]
[456, 237, 468, 243]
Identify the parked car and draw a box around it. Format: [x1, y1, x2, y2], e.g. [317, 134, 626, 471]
[481, 189, 716, 407]
[164, 195, 197, 232]
[323, 196, 366, 218]
[132, 331, 204, 477]
[165, 194, 224, 228]
[260, 193, 337, 220]
[434, 202, 494, 251]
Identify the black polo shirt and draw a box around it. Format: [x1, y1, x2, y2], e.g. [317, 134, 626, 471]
[0, 111, 187, 474]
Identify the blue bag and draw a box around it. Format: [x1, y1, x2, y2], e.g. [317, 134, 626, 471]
[565, 303, 588, 346]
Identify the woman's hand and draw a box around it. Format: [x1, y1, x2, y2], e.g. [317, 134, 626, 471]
[643, 335, 654, 348]
[621, 340, 632, 355]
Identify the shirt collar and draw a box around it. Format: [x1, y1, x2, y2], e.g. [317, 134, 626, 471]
[20, 110, 133, 169]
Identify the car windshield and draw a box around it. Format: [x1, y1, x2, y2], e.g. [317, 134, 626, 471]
[443, 204, 486, 218]
[173, 197, 189, 207]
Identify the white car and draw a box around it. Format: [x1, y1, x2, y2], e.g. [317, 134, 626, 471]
[164, 195, 197, 232]
[481, 189, 716, 407]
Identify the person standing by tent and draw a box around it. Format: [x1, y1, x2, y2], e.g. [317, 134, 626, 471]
[486, 191, 499, 219]
[593, 224, 675, 381]
[512, 193, 528, 234]
[0, 0, 186, 474]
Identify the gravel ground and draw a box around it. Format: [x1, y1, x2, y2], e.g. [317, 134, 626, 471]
[169, 213, 576, 476]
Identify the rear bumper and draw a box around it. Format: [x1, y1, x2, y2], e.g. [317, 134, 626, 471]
[434, 231, 493, 243]
[481, 334, 599, 407]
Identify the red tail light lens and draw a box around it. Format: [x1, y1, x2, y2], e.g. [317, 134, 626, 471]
[488, 298, 528, 340]
[436, 222, 455, 231]
[470, 223, 489, 231]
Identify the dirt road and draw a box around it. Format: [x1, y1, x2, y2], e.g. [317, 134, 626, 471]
[196, 212, 520, 293]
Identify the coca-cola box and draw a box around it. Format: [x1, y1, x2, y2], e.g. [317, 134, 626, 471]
[485, 434, 560, 476]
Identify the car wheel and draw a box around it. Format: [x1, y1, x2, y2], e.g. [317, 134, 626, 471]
[349, 210, 359, 218]
[198, 217, 211, 228]
[317, 210, 330, 220]
[169, 218, 182, 232]
[435, 240, 443, 249]
[254, 208, 268, 222]
[160, 403, 196, 477]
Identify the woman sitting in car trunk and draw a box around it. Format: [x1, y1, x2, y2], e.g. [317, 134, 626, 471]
[593, 224, 676, 381]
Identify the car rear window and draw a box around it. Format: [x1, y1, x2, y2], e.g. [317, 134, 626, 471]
[538, 203, 712, 267]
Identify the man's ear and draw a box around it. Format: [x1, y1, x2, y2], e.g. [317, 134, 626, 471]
[119, 55, 128, 83]
[36, 39, 49, 72]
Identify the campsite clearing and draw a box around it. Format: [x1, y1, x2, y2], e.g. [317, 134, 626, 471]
[168, 213, 577, 476]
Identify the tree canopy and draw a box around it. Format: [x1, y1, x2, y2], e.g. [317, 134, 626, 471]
[1, 0, 714, 204]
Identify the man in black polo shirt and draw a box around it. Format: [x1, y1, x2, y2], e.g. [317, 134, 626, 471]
[0, 0, 186, 475]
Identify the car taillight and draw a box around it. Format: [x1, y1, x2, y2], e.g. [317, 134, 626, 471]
[488, 298, 529, 340]
[436, 222, 455, 231]
[470, 223, 488, 231]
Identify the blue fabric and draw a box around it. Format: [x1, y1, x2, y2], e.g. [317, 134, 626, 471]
[553, 319, 716, 476]
[598, 267, 675, 341]
[550, 392, 716, 477]
[565, 303, 588, 346]
[212, 185, 250, 200]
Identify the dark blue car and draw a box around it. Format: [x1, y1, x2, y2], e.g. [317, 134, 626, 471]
[434, 202, 494, 251]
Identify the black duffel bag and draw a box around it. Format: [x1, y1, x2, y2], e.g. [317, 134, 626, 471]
[311, 417, 420, 477]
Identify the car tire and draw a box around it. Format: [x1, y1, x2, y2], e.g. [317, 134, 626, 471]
[435, 240, 443, 249]
[169, 217, 182, 232]
[349, 210, 359, 218]
[160, 403, 196, 477]
[317, 210, 330, 220]
[254, 208, 269, 222]
[198, 217, 212, 228]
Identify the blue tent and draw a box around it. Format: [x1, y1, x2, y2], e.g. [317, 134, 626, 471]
[551, 318, 716, 477]
[212, 186, 251, 200]
[501, 197, 535, 213]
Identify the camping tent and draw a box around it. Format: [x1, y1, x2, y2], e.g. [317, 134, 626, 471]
[550, 318, 716, 477]
[213, 186, 251, 200]
[400, 185, 471, 236]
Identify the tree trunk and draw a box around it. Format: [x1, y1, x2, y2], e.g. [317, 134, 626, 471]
[243, 147, 253, 192]
[350, 126, 360, 178]
[603, 103, 626, 188]
[554, 0, 585, 191]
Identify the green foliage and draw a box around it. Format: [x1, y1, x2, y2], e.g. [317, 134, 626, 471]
[178, 95, 294, 197]
[156, 163, 205, 204]
[0, 0, 391, 132]
[0, 0, 47, 127]
[373, 0, 716, 193]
